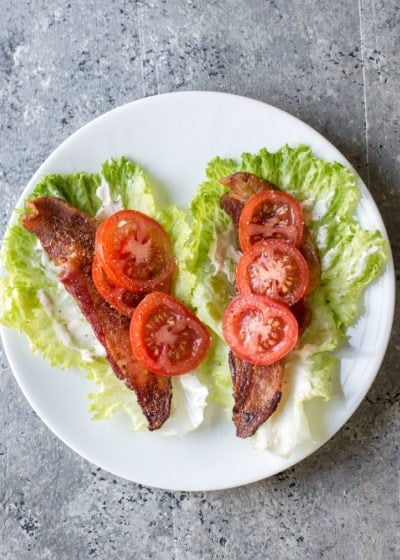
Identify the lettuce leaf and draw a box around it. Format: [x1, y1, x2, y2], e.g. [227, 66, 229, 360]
[0, 157, 207, 435]
[187, 145, 387, 454]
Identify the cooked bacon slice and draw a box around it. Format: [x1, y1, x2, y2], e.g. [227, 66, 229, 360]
[23, 197, 172, 430]
[290, 298, 313, 338]
[229, 352, 283, 438]
[300, 226, 321, 295]
[220, 172, 277, 227]
[220, 172, 278, 203]
[219, 172, 321, 437]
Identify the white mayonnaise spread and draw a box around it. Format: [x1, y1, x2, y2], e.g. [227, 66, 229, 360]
[95, 175, 124, 220]
[36, 176, 124, 358]
[208, 223, 241, 283]
[38, 289, 105, 360]
[316, 224, 329, 250]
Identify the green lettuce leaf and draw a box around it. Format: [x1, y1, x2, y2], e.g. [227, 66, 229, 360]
[187, 144, 387, 453]
[0, 157, 206, 434]
[26, 171, 102, 215]
[187, 171, 239, 336]
[156, 205, 196, 305]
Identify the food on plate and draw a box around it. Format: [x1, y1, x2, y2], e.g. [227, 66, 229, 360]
[91, 208, 177, 317]
[218, 171, 317, 437]
[91, 254, 143, 317]
[95, 209, 177, 293]
[220, 171, 321, 293]
[222, 294, 299, 366]
[130, 292, 211, 376]
[238, 189, 305, 250]
[235, 239, 310, 306]
[187, 145, 387, 454]
[229, 352, 283, 438]
[219, 172, 277, 227]
[0, 157, 209, 437]
[0, 146, 388, 455]
[22, 196, 173, 430]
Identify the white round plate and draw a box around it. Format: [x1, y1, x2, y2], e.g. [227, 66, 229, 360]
[1, 92, 395, 491]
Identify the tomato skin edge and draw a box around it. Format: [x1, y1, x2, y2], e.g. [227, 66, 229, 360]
[95, 210, 177, 293]
[235, 238, 310, 307]
[238, 189, 305, 252]
[92, 254, 141, 317]
[222, 294, 298, 366]
[130, 292, 212, 376]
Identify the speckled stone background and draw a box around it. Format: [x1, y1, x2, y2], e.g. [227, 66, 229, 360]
[0, 1, 399, 559]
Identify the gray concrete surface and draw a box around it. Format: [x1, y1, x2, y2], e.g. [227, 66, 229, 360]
[0, 1, 399, 558]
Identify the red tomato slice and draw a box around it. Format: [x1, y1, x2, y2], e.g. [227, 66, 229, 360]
[235, 239, 310, 306]
[222, 294, 298, 366]
[92, 255, 143, 317]
[238, 190, 304, 251]
[95, 210, 176, 293]
[130, 292, 211, 376]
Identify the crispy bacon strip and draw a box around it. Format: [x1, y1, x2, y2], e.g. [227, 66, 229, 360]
[219, 172, 321, 437]
[22, 197, 172, 430]
[299, 227, 321, 295]
[229, 352, 283, 438]
[220, 172, 278, 201]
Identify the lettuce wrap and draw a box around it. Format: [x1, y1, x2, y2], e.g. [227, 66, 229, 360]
[0, 146, 387, 455]
[187, 145, 387, 454]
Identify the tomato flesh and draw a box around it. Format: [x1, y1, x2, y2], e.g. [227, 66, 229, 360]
[92, 254, 143, 317]
[222, 294, 298, 366]
[130, 292, 211, 376]
[239, 190, 304, 251]
[95, 210, 176, 293]
[236, 239, 309, 306]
